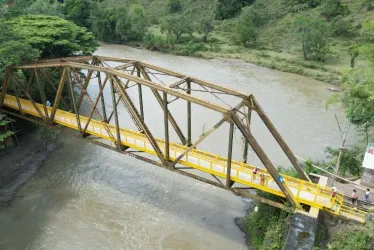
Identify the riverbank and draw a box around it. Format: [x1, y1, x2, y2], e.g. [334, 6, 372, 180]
[236, 198, 374, 250]
[128, 40, 343, 85]
[0, 132, 58, 207]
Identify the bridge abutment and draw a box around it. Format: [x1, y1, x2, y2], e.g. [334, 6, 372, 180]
[283, 212, 318, 250]
[284, 174, 327, 250]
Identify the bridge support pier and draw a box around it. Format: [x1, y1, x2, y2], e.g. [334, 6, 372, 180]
[283, 212, 318, 250]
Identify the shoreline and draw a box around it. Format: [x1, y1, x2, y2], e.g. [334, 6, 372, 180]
[123, 42, 342, 85]
[0, 133, 58, 208]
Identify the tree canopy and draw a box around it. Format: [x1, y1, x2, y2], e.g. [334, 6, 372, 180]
[293, 15, 330, 61]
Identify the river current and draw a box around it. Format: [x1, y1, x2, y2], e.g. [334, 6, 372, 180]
[0, 44, 345, 249]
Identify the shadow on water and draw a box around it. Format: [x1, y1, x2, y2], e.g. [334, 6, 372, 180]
[0, 130, 249, 249]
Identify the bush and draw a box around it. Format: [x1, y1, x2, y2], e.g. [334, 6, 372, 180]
[329, 230, 372, 250]
[330, 17, 355, 37]
[178, 42, 207, 56]
[321, 0, 349, 21]
[143, 34, 176, 53]
[244, 192, 290, 249]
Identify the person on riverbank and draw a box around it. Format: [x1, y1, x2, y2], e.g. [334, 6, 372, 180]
[365, 188, 370, 202]
[351, 189, 358, 205]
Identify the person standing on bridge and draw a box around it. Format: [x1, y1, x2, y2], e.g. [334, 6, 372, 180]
[365, 188, 370, 202]
[46, 100, 51, 107]
[351, 189, 358, 205]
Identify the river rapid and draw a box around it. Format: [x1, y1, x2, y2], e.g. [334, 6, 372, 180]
[0, 44, 345, 249]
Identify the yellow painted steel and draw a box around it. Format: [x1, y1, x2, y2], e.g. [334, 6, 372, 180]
[2, 94, 367, 223]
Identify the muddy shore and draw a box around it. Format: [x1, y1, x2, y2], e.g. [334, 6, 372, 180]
[0, 133, 58, 207]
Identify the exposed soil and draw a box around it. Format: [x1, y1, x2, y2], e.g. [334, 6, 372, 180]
[0, 132, 58, 207]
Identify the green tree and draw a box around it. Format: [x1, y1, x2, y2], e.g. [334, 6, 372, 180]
[286, 0, 321, 11]
[0, 22, 39, 76]
[167, 0, 182, 13]
[91, 7, 120, 42]
[293, 15, 330, 61]
[91, 5, 148, 43]
[325, 147, 363, 176]
[6, 15, 98, 58]
[198, 17, 214, 42]
[232, 7, 257, 47]
[128, 4, 148, 41]
[348, 44, 360, 68]
[27, 0, 64, 16]
[161, 14, 194, 42]
[359, 21, 374, 63]
[64, 0, 93, 28]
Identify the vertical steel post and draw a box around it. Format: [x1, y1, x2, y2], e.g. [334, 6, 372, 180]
[50, 69, 67, 122]
[0, 69, 10, 108]
[243, 110, 251, 163]
[226, 122, 234, 187]
[97, 71, 108, 122]
[137, 69, 144, 121]
[110, 77, 123, 151]
[164, 92, 170, 162]
[187, 79, 192, 146]
[66, 69, 83, 133]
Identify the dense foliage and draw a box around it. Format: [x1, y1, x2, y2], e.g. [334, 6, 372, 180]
[244, 192, 290, 249]
[7, 15, 97, 58]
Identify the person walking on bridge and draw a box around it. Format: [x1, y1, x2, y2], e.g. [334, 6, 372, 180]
[351, 189, 358, 205]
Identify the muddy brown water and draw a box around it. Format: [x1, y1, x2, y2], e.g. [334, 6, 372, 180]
[0, 44, 346, 249]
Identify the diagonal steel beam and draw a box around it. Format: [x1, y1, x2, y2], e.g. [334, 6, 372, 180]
[107, 68, 136, 122]
[34, 69, 49, 120]
[112, 76, 165, 163]
[137, 64, 187, 145]
[231, 113, 300, 208]
[248, 95, 311, 182]
[25, 70, 35, 94]
[81, 75, 108, 135]
[109, 77, 123, 150]
[169, 77, 189, 88]
[76, 69, 94, 110]
[170, 116, 228, 167]
[9, 73, 46, 121]
[112, 76, 143, 132]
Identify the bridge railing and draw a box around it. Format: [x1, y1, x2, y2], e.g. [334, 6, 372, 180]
[1, 93, 359, 220]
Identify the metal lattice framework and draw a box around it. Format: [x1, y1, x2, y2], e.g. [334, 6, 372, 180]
[0, 56, 317, 211]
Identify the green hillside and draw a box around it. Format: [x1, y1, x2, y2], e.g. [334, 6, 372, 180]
[1, 0, 374, 83]
[89, 0, 374, 84]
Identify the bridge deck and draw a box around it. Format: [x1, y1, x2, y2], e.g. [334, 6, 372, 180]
[3, 94, 366, 223]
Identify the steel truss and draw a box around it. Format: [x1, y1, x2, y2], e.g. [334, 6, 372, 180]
[0, 56, 312, 210]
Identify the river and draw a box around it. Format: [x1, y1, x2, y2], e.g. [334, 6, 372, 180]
[0, 44, 345, 249]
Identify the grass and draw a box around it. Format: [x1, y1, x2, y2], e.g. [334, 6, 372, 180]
[102, 0, 374, 85]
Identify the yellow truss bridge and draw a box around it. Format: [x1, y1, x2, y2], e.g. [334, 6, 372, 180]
[0, 56, 367, 223]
